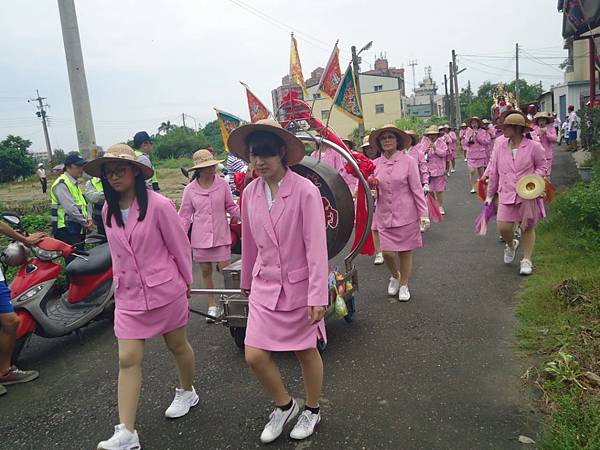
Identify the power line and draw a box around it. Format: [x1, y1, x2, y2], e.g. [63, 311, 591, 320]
[519, 47, 564, 73]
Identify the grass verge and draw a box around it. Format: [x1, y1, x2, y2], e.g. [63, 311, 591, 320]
[517, 167, 600, 449]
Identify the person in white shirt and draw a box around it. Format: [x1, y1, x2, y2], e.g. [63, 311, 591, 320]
[37, 163, 47, 193]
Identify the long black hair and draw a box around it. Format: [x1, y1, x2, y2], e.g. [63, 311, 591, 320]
[102, 171, 149, 228]
[246, 131, 288, 167]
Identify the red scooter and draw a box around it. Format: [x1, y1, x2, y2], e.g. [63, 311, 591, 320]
[1, 214, 114, 361]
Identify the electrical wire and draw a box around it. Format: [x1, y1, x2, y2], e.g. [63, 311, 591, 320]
[520, 47, 564, 73]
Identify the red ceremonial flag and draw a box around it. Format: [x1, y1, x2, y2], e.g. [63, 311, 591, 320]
[318, 41, 342, 99]
[240, 81, 272, 123]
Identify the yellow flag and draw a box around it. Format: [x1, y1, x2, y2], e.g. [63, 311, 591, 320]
[290, 33, 309, 99]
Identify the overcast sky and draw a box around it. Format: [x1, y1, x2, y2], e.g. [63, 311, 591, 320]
[1, 0, 566, 153]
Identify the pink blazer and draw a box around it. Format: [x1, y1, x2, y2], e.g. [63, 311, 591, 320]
[179, 177, 240, 249]
[532, 125, 557, 176]
[423, 137, 448, 177]
[373, 151, 428, 230]
[310, 147, 358, 193]
[465, 128, 491, 160]
[406, 145, 429, 185]
[487, 138, 548, 205]
[241, 170, 328, 311]
[103, 191, 192, 311]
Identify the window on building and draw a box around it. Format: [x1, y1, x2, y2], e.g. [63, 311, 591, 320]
[374, 85, 383, 92]
[313, 92, 321, 99]
[321, 110, 330, 120]
[375, 104, 385, 114]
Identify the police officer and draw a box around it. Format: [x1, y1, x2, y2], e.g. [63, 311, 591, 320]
[132, 131, 160, 191]
[84, 176, 105, 235]
[50, 152, 92, 257]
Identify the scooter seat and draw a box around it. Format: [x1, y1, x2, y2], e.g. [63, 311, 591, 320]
[66, 243, 112, 276]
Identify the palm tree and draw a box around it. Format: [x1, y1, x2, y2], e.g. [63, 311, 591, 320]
[158, 120, 176, 135]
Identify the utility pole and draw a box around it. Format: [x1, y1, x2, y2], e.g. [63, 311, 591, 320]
[351, 45, 365, 138]
[443, 74, 450, 121]
[448, 62, 455, 127]
[408, 58, 418, 94]
[182, 113, 186, 129]
[451, 50, 462, 127]
[29, 90, 53, 162]
[58, 0, 96, 160]
[515, 43, 520, 108]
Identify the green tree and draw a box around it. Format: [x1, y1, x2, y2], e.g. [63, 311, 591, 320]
[202, 120, 226, 155]
[0, 135, 35, 182]
[53, 148, 66, 164]
[153, 127, 208, 160]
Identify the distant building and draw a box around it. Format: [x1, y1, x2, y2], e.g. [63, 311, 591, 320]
[406, 68, 444, 118]
[271, 56, 406, 140]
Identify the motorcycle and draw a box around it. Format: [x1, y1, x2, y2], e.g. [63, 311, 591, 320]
[0, 212, 114, 362]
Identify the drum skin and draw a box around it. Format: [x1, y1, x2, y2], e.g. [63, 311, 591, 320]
[292, 156, 355, 260]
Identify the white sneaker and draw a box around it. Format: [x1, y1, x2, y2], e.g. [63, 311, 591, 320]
[373, 252, 384, 265]
[451, 169, 456, 173]
[260, 399, 299, 444]
[387, 276, 400, 296]
[165, 387, 199, 419]
[439, 207, 446, 215]
[470, 188, 476, 194]
[520, 259, 533, 276]
[503, 239, 520, 264]
[398, 285, 411, 302]
[290, 409, 321, 440]
[206, 305, 221, 323]
[97, 424, 140, 450]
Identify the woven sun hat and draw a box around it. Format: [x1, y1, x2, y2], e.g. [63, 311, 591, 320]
[423, 125, 441, 136]
[369, 124, 412, 153]
[83, 143, 154, 180]
[187, 149, 223, 171]
[533, 111, 553, 124]
[405, 129, 419, 146]
[227, 118, 305, 166]
[498, 112, 529, 129]
[516, 174, 546, 200]
[360, 135, 371, 148]
[460, 122, 467, 128]
[467, 116, 484, 128]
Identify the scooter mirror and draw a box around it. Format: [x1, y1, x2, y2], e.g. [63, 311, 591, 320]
[1, 213, 21, 227]
[180, 167, 189, 179]
[84, 235, 106, 245]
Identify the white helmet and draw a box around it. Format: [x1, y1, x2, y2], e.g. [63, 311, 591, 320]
[1, 242, 29, 267]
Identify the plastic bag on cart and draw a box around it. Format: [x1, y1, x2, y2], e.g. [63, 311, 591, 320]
[335, 295, 348, 318]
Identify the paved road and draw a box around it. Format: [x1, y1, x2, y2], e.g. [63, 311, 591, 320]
[1, 148, 576, 450]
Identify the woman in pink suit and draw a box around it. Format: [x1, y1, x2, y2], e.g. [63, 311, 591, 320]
[465, 117, 491, 194]
[405, 130, 430, 192]
[310, 143, 358, 194]
[84, 145, 197, 450]
[441, 125, 457, 174]
[179, 149, 240, 322]
[423, 126, 449, 214]
[228, 119, 328, 443]
[369, 125, 429, 302]
[532, 112, 558, 177]
[459, 122, 468, 161]
[486, 113, 548, 276]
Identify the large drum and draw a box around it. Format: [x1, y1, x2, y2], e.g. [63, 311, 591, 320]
[292, 156, 355, 260]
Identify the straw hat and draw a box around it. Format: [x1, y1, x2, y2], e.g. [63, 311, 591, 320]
[498, 113, 529, 128]
[187, 149, 222, 172]
[368, 124, 412, 152]
[360, 135, 371, 148]
[227, 118, 305, 166]
[533, 111, 553, 124]
[460, 122, 467, 128]
[516, 174, 545, 200]
[482, 119, 491, 125]
[423, 125, 441, 136]
[405, 130, 418, 146]
[467, 116, 484, 128]
[83, 144, 154, 180]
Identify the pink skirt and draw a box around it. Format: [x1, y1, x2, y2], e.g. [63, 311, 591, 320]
[497, 199, 546, 230]
[379, 220, 423, 252]
[245, 294, 326, 352]
[192, 244, 231, 263]
[114, 294, 190, 340]
[468, 158, 487, 169]
[429, 175, 447, 192]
